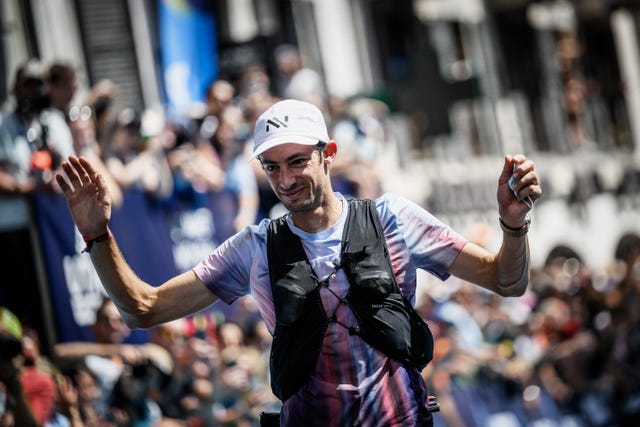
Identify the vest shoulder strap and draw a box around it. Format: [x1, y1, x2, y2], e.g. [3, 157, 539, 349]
[341, 198, 384, 258]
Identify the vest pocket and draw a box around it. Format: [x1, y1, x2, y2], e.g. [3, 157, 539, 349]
[342, 245, 395, 294]
[349, 289, 433, 369]
[272, 261, 316, 326]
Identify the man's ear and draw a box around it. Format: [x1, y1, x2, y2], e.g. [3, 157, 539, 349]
[324, 141, 338, 161]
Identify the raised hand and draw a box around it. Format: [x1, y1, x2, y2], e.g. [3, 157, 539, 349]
[497, 154, 542, 228]
[56, 156, 112, 239]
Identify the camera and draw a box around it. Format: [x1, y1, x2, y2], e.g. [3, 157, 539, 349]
[17, 90, 52, 117]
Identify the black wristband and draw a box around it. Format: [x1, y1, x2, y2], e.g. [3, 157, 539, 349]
[499, 217, 530, 238]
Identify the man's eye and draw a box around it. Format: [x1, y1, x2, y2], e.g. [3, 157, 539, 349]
[290, 158, 308, 167]
[263, 164, 277, 173]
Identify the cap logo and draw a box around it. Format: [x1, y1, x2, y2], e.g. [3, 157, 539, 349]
[266, 116, 288, 132]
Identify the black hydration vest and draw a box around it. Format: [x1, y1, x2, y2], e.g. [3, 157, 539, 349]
[266, 199, 434, 402]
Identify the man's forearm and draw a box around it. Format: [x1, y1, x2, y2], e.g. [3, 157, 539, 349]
[495, 230, 530, 296]
[88, 233, 219, 329]
[89, 235, 154, 328]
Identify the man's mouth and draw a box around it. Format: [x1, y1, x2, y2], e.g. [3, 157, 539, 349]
[279, 186, 305, 201]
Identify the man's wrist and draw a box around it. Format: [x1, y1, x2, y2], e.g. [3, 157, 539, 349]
[82, 227, 112, 253]
[499, 216, 530, 237]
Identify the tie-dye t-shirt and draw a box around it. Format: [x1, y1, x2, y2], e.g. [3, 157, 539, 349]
[193, 192, 467, 426]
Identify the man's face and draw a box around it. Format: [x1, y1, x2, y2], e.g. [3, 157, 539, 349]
[50, 72, 78, 108]
[92, 300, 130, 344]
[259, 143, 329, 213]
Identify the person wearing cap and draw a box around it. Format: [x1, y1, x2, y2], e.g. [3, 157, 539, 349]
[0, 59, 50, 196]
[0, 58, 59, 193]
[56, 99, 542, 426]
[0, 60, 60, 339]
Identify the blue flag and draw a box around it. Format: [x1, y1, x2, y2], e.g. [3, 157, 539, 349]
[159, 0, 218, 116]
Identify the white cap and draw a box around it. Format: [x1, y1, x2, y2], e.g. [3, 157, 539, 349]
[252, 99, 329, 157]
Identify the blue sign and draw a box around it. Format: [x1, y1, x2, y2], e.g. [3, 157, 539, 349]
[159, 0, 218, 116]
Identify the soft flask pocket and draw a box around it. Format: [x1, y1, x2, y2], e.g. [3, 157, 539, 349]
[272, 261, 316, 327]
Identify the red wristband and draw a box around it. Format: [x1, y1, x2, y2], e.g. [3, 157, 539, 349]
[82, 228, 112, 253]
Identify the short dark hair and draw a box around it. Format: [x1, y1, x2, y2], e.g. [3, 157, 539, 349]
[48, 63, 75, 85]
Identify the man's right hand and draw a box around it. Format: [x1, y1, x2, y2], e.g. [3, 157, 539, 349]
[55, 156, 112, 239]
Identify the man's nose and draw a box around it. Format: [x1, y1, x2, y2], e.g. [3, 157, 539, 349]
[278, 166, 296, 188]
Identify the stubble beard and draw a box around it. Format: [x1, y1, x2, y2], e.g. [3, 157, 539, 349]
[280, 181, 325, 213]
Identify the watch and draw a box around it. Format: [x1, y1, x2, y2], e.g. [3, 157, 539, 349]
[499, 216, 530, 238]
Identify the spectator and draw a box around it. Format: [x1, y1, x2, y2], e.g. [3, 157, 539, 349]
[146, 316, 266, 426]
[39, 61, 78, 169]
[47, 373, 85, 427]
[327, 96, 385, 199]
[68, 105, 123, 208]
[214, 321, 273, 426]
[61, 362, 105, 426]
[19, 328, 58, 425]
[0, 60, 58, 332]
[163, 79, 235, 211]
[190, 78, 236, 169]
[204, 105, 258, 243]
[273, 44, 325, 109]
[0, 307, 41, 427]
[145, 319, 189, 422]
[204, 79, 236, 120]
[83, 79, 117, 154]
[0, 59, 55, 196]
[165, 121, 224, 210]
[46, 63, 78, 115]
[104, 107, 173, 200]
[54, 297, 168, 426]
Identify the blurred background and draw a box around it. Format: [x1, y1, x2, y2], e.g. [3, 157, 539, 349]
[1, 0, 640, 426]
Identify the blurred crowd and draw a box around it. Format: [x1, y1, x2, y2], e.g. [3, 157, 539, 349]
[1, 44, 640, 427]
[0, 46, 387, 232]
[417, 237, 640, 427]
[0, 295, 279, 427]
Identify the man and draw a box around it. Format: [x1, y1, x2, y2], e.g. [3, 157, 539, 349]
[0, 60, 59, 336]
[40, 61, 79, 168]
[0, 59, 76, 193]
[54, 297, 169, 425]
[274, 44, 325, 108]
[56, 99, 542, 426]
[0, 59, 52, 196]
